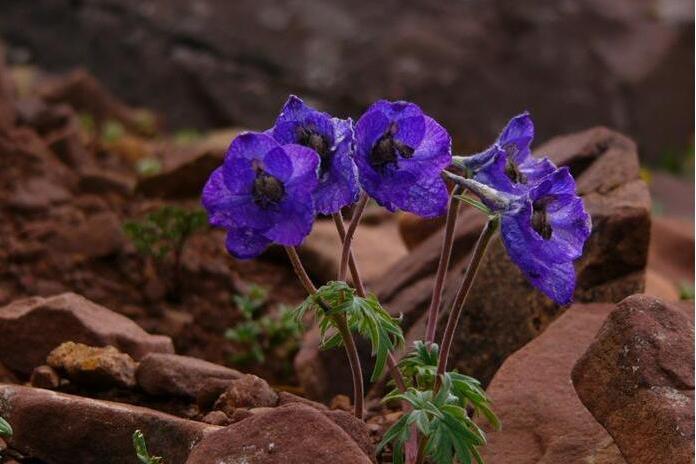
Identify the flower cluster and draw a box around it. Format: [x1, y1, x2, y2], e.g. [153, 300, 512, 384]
[452, 113, 591, 305]
[202, 96, 452, 258]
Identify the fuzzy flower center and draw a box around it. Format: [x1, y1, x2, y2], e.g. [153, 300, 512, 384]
[297, 126, 332, 175]
[252, 170, 285, 208]
[503, 143, 527, 184]
[369, 122, 415, 171]
[531, 200, 552, 240]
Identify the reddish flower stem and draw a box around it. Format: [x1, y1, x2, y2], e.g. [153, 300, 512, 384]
[424, 187, 462, 343]
[338, 193, 369, 282]
[284, 246, 365, 418]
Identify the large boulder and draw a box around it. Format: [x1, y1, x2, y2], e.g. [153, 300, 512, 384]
[297, 127, 651, 400]
[572, 295, 694, 464]
[0, 293, 173, 375]
[481, 302, 626, 463]
[0, 385, 219, 464]
[186, 403, 373, 464]
[0, 0, 690, 162]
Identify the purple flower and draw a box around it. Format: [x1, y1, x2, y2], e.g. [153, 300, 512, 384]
[202, 132, 319, 259]
[270, 95, 359, 215]
[499, 168, 592, 304]
[354, 100, 452, 218]
[455, 112, 555, 194]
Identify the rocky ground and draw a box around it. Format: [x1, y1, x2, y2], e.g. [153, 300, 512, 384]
[0, 43, 693, 463]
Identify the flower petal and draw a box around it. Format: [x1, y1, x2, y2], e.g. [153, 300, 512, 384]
[265, 192, 316, 245]
[498, 112, 534, 155]
[272, 95, 335, 146]
[225, 227, 272, 260]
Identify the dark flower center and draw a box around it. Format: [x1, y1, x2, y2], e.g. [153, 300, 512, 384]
[252, 170, 285, 208]
[297, 126, 331, 175]
[531, 201, 552, 240]
[369, 122, 414, 171]
[502, 143, 527, 184]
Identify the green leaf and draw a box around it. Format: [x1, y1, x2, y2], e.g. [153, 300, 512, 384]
[0, 416, 12, 437]
[133, 430, 164, 464]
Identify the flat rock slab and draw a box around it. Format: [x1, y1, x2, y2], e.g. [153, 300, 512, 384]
[572, 295, 694, 464]
[0, 293, 173, 375]
[0, 385, 219, 464]
[186, 403, 373, 464]
[481, 303, 626, 464]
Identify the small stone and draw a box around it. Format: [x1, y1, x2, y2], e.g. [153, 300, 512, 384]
[47, 342, 137, 389]
[201, 410, 231, 426]
[213, 374, 278, 416]
[136, 353, 241, 399]
[329, 394, 352, 411]
[30, 365, 61, 389]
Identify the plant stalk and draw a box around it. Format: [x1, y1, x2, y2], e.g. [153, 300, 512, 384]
[424, 187, 462, 343]
[338, 193, 369, 282]
[435, 216, 499, 383]
[284, 246, 365, 418]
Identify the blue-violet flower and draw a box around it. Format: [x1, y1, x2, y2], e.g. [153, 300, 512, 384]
[354, 100, 452, 218]
[202, 132, 319, 259]
[270, 95, 359, 215]
[454, 112, 555, 194]
[499, 168, 592, 304]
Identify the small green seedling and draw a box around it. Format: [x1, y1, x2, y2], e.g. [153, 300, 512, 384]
[679, 282, 695, 300]
[0, 416, 12, 437]
[225, 285, 302, 367]
[123, 205, 207, 299]
[133, 430, 164, 464]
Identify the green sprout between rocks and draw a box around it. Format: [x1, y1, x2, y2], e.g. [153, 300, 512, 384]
[133, 430, 163, 464]
[0, 416, 12, 437]
[123, 205, 207, 299]
[225, 284, 302, 368]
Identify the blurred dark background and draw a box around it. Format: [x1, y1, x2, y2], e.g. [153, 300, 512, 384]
[0, 0, 693, 169]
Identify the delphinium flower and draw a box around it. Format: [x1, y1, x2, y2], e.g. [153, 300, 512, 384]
[270, 95, 360, 215]
[447, 156, 591, 305]
[354, 100, 452, 218]
[453, 112, 555, 194]
[202, 132, 319, 259]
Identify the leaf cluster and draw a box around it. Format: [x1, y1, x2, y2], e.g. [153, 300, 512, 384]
[380, 341, 500, 464]
[133, 430, 164, 464]
[225, 285, 302, 366]
[0, 416, 12, 437]
[295, 281, 404, 381]
[123, 206, 207, 260]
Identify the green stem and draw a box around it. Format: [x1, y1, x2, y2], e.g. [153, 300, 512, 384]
[284, 246, 365, 418]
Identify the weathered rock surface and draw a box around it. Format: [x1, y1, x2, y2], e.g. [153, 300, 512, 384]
[2, 0, 691, 163]
[213, 374, 278, 415]
[572, 295, 694, 464]
[186, 403, 373, 464]
[648, 216, 694, 288]
[481, 302, 626, 463]
[29, 365, 61, 389]
[299, 217, 408, 286]
[47, 341, 137, 389]
[0, 44, 15, 132]
[136, 352, 242, 399]
[0, 384, 219, 464]
[298, 127, 651, 400]
[0, 293, 173, 375]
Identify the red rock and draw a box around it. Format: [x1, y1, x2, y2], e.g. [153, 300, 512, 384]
[136, 353, 241, 399]
[0, 293, 173, 375]
[213, 374, 278, 416]
[79, 168, 135, 196]
[0, 45, 15, 132]
[397, 212, 446, 250]
[648, 216, 694, 289]
[29, 365, 61, 389]
[48, 211, 126, 259]
[276, 390, 328, 411]
[481, 303, 626, 463]
[135, 147, 222, 198]
[0, 385, 218, 464]
[47, 342, 137, 389]
[0, 361, 18, 384]
[201, 410, 231, 426]
[572, 295, 694, 464]
[186, 403, 372, 464]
